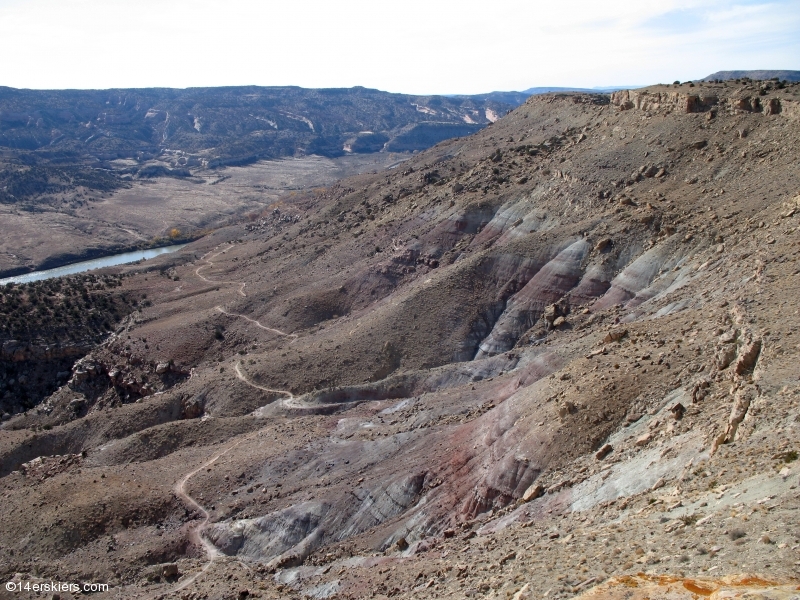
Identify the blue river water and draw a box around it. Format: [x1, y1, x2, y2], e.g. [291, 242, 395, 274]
[0, 244, 188, 285]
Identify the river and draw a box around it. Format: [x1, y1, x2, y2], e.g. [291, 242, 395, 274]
[0, 244, 188, 285]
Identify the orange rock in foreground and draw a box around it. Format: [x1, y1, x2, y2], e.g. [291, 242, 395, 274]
[576, 573, 800, 599]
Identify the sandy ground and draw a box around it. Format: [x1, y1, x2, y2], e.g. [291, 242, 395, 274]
[0, 153, 407, 276]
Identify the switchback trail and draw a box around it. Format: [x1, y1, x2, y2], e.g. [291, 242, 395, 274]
[195, 246, 298, 341]
[172, 441, 242, 592]
[234, 362, 294, 398]
[195, 248, 247, 297]
[216, 306, 298, 340]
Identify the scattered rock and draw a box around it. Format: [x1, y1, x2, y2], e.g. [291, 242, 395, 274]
[595, 238, 612, 252]
[670, 402, 685, 420]
[511, 583, 531, 600]
[559, 401, 577, 418]
[595, 444, 613, 460]
[499, 551, 516, 564]
[603, 329, 628, 343]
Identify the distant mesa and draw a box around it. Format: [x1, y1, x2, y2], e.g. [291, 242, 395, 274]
[0, 83, 636, 174]
[702, 70, 800, 82]
[0, 85, 518, 168]
[450, 86, 628, 106]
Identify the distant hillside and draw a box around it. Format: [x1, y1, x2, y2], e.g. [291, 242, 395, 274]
[521, 85, 626, 94]
[453, 86, 626, 106]
[0, 86, 519, 168]
[703, 70, 800, 82]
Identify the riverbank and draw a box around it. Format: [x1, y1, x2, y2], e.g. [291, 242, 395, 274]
[0, 243, 190, 285]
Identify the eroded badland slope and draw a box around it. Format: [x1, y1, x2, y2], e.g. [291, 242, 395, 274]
[1, 80, 800, 599]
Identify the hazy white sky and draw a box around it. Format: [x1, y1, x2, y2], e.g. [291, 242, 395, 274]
[0, 0, 797, 93]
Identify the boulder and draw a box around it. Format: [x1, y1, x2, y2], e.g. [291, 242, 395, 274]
[142, 562, 180, 581]
[595, 444, 613, 460]
[670, 402, 685, 420]
[155, 362, 171, 375]
[603, 329, 628, 344]
[715, 345, 737, 370]
[723, 387, 756, 443]
[182, 397, 204, 419]
[734, 333, 762, 376]
[522, 483, 544, 502]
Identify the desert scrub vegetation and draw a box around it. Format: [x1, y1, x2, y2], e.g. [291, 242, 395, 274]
[0, 273, 135, 342]
[0, 165, 128, 205]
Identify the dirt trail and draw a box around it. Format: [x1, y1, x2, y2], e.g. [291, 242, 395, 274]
[195, 248, 247, 297]
[169, 244, 296, 590]
[216, 306, 298, 340]
[195, 246, 298, 341]
[234, 362, 293, 398]
[172, 441, 242, 592]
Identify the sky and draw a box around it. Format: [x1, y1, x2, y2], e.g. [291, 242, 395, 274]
[0, 0, 797, 94]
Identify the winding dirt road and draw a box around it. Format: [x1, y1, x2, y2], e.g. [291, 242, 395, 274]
[169, 243, 305, 591]
[172, 441, 242, 592]
[234, 362, 293, 398]
[195, 247, 247, 297]
[216, 306, 298, 340]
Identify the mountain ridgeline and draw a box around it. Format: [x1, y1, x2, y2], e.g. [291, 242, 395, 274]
[0, 86, 520, 168]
